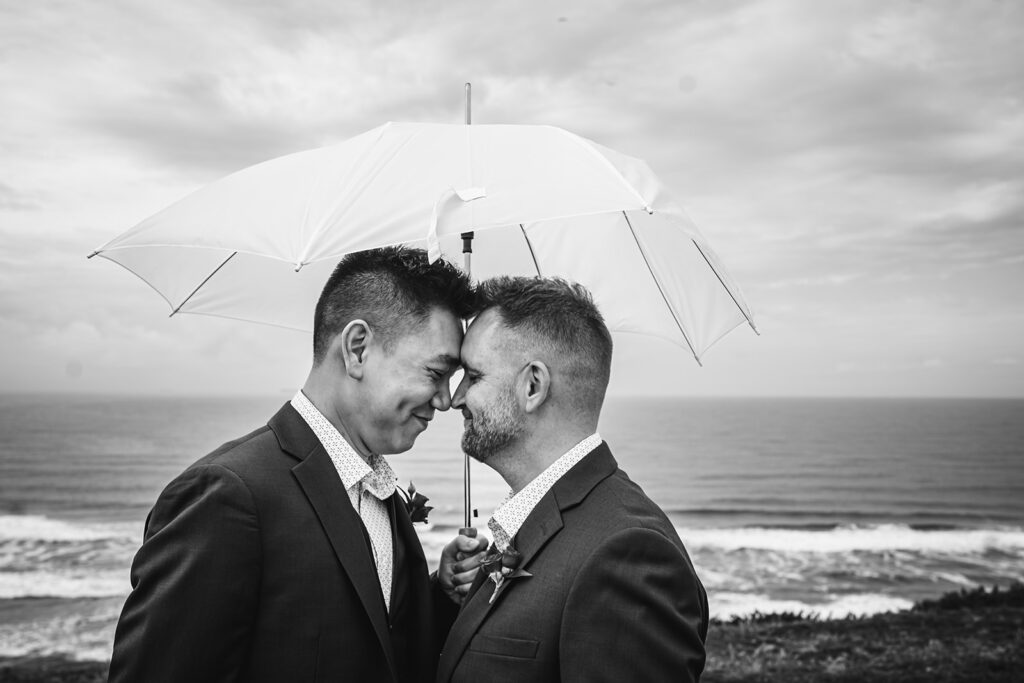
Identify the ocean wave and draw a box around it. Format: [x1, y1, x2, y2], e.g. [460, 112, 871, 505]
[710, 591, 915, 621]
[677, 524, 1024, 554]
[0, 570, 129, 600]
[0, 515, 133, 542]
[663, 506, 1016, 525]
[0, 515, 137, 599]
[0, 600, 121, 661]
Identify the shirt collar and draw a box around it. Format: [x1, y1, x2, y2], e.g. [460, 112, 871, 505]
[290, 390, 397, 500]
[490, 433, 602, 549]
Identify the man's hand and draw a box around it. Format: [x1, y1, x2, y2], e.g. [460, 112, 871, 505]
[438, 531, 489, 604]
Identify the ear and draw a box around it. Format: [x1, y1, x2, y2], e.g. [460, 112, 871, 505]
[337, 319, 373, 380]
[519, 360, 550, 413]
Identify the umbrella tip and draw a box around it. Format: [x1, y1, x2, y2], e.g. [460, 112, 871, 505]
[87, 250, 99, 259]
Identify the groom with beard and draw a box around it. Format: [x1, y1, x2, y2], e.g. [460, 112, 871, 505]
[437, 276, 708, 683]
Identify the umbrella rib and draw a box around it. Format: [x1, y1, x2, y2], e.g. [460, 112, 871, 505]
[691, 240, 760, 335]
[519, 224, 543, 276]
[170, 252, 238, 317]
[621, 212, 701, 366]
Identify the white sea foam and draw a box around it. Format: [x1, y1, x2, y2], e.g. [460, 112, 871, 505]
[0, 570, 129, 600]
[678, 524, 1024, 554]
[0, 516, 136, 599]
[0, 604, 121, 661]
[0, 515, 130, 542]
[710, 591, 915, 621]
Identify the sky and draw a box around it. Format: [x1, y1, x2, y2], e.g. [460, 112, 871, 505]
[1, 0, 1022, 398]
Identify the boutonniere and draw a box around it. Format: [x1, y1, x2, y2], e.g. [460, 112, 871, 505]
[401, 481, 433, 524]
[479, 545, 532, 604]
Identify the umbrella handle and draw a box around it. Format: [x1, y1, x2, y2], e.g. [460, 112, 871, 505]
[456, 525, 479, 563]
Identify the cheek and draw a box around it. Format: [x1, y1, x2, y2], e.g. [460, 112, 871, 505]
[467, 386, 491, 413]
[395, 381, 435, 410]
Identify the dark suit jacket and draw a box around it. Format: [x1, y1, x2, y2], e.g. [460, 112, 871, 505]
[109, 403, 457, 683]
[437, 443, 708, 683]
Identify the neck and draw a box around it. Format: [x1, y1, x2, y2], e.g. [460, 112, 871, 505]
[301, 372, 373, 464]
[495, 424, 595, 493]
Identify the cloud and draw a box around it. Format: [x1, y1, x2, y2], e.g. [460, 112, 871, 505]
[764, 274, 863, 290]
[0, 182, 38, 210]
[78, 71, 311, 174]
[2, 0, 1023, 396]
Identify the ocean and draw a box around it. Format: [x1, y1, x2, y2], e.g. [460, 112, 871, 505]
[1, 394, 1022, 662]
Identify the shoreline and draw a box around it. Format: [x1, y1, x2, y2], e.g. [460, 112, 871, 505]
[2, 585, 1020, 682]
[704, 584, 1024, 682]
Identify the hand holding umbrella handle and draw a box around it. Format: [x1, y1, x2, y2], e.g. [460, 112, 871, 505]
[456, 526, 480, 562]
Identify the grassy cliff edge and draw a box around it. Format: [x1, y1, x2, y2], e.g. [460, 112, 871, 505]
[1, 584, 1021, 682]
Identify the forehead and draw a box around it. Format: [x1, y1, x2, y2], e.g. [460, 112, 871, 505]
[462, 309, 510, 364]
[393, 307, 462, 361]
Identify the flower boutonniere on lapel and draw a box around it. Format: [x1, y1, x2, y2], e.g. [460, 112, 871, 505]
[480, 545, 532, 604]
[400, 481, 433, 524]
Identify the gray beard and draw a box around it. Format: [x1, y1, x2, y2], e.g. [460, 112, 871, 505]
[461, 390, 523, 463]
[462, 422, 519, 463]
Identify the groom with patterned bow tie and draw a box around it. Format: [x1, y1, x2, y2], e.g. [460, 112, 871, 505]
[438, 277, 709, 683]
[109, 246, 488, 683]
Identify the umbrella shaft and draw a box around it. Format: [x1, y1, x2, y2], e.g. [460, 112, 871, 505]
[462, 230, 474, 529]
[464, 453, 472, 528]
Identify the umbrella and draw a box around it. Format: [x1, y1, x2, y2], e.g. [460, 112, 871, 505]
[90, 120, 756, 361]
[90, 111, 758, 527]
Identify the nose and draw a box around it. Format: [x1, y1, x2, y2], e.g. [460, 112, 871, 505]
[451, 374, 469, 410]
[431, 377, 453, 412]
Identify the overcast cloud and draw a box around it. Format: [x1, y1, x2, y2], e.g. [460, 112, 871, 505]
[1, 0, 1022, 397]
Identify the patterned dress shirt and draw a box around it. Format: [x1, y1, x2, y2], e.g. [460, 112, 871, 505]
[291, 391, 397, 610]
[488, 433, 603, 552]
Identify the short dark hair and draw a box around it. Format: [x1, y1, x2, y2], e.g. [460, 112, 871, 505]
[475, 276, 613, 411]
[313, 246, 474, 364]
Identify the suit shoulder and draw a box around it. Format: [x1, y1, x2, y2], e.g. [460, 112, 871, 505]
[560, 468, 687, 550]
[571, 473, 703, 583]
[593, 469, 674, 523]
[158, 424, 290, 502]
[190, 424, 281, 470]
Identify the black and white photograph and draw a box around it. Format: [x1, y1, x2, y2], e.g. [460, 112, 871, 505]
[1, 1, 1022, 681]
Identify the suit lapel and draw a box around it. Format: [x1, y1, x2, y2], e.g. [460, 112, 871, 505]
[436, 553, 502, 681]
[389, 491, 429, 616]
[437, 443, 619, 683]
[437, 495, 562, 682]
[270, 404, 398, 683]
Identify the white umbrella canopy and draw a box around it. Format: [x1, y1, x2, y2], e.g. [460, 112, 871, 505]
[92, 121, 756, 362]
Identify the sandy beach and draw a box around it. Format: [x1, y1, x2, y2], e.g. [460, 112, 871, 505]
[2, 584, 1020, 683]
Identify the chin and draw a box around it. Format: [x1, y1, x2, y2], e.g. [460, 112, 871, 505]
[393, 433, 422, 454]
[460, 438, 488, 464]
[382, 442, 413, 456]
